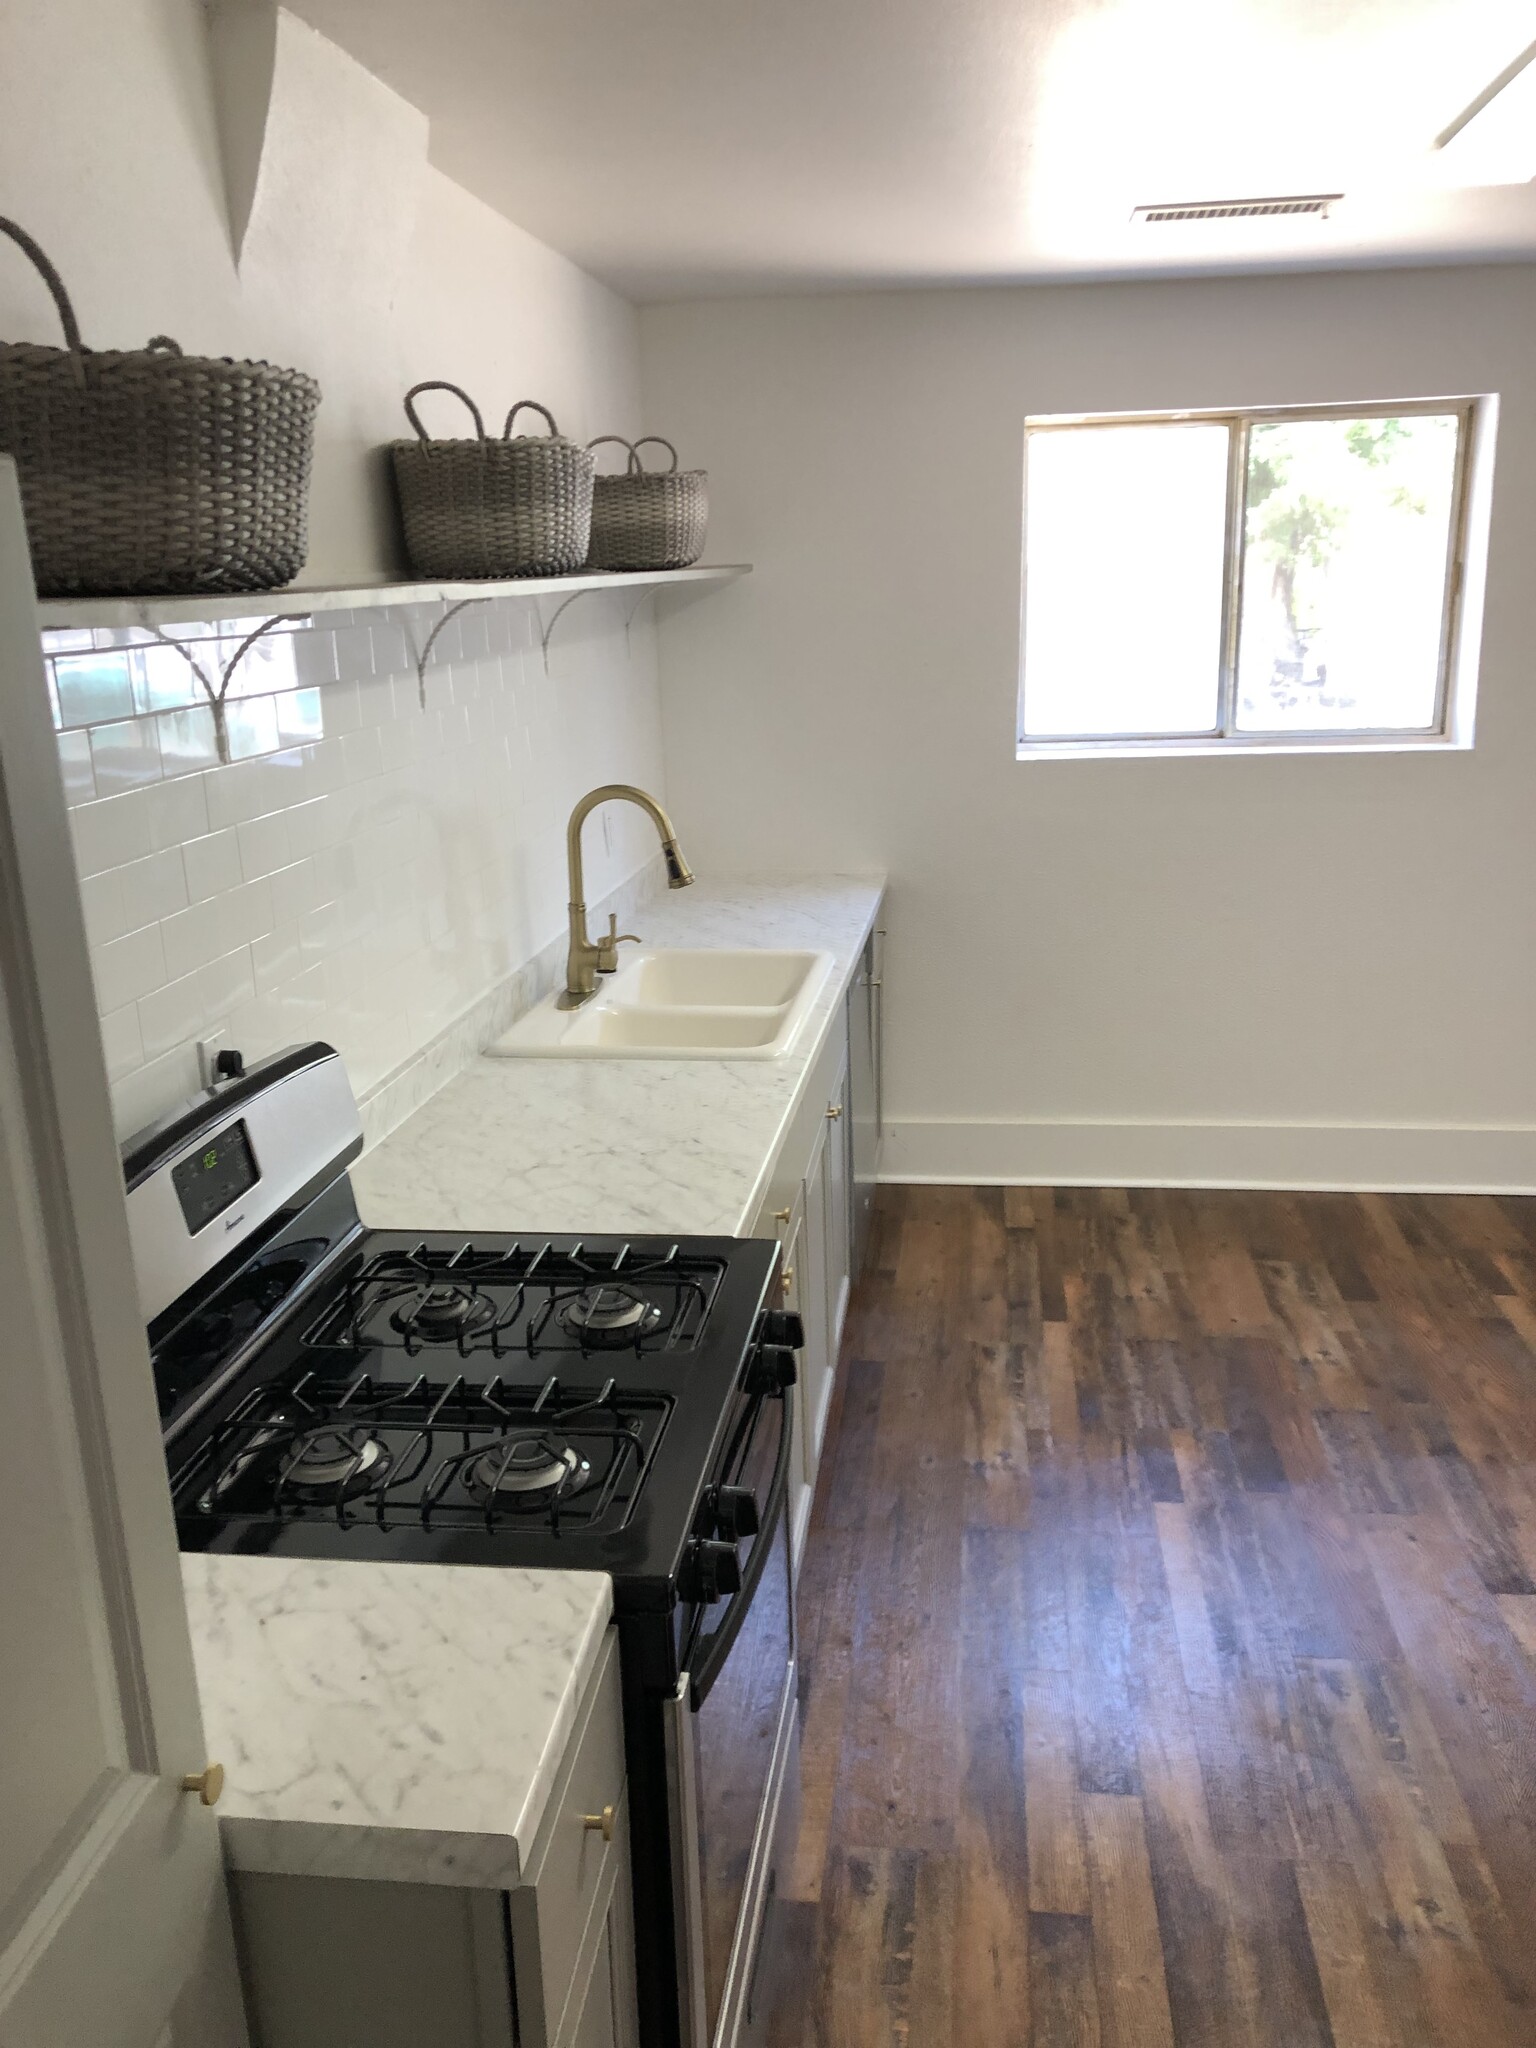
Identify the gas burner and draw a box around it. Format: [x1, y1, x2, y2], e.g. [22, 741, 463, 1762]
[464, 1438, 592, 1503]
[561, 1284, 663, 1347]
[390, 1283, 497, 1343]
[282, 1428, 392, 1499]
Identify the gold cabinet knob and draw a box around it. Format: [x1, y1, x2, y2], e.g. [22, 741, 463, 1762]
[181, 1763, 225, 1808]
[582, 1805, 616, 1843]
[826, 1104, 843, 1120]
[780, 1267, 794, 1293]
[773, 1208, 791, 1225]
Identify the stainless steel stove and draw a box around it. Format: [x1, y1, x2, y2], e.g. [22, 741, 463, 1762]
[124, 1041, 802, 2048]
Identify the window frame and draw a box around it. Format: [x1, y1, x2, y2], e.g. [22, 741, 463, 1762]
[1017, 397, 1479, 757]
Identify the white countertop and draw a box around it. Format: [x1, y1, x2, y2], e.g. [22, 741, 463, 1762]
[349, 876, 885, 1238]
[182, 1554, 612, 1888]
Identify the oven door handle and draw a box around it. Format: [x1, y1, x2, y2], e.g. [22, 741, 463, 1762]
[690, 1384, 793, 1710]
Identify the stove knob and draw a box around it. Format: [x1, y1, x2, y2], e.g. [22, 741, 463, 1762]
[713, 1485, 760, 1542]
[680, 1539, 742, 1605]
[761, 1309, 806, 1350]
[745, 1345, 797, 1395]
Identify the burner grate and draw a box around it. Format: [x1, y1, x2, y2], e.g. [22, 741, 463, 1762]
[185, 1368, 667, 1536]
[301, 1239, 719, 1361]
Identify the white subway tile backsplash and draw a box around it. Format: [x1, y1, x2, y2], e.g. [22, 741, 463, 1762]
[251, 921, 303, 992]
[340, 724, 383, 783]
[72, 790, 154, 876]
[135, 644, 204, 714]
[54, 651, 135, 726]
[60, 591, 666, 1137]
[237, 810, 292, 881]
[143, 774, 210, 851]
[138, 966, 210, 1059]
[160, 897, 234, 984]
[224, 695, 281, 761]
[200, 945, 257, 1021]
[57, 730, 95, 804]
[99, 1003, 144, 1081]
[79, 870, 125, 948]
[93, 923, 167, 1012]
[182, 828, 244, 903]
[293, 629, 338, 687]
[268, 858, 320, 926]
[118, 848, 189, 929]
[89, 717, 163, 796]
[157, 705, 221, 779]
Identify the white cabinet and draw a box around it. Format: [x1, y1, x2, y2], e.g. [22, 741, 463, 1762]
[230, 1635, 637, 2048]
[751, 932, 881, 1567]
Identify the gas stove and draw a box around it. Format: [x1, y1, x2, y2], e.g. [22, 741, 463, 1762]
[125, 1040, 803, 2048]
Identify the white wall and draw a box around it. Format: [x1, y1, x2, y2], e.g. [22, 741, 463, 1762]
[2, 0, 667, 1138]
[641, 268, 1536, 1190]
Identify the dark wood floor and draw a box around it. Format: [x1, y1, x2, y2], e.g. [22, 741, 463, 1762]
[768, 1185, 1536, 2048]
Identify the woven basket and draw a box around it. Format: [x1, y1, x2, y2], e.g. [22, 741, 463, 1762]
[0, 217, 319, 598]
[390, 386, 594, 579]
[586, 436, 708, 572]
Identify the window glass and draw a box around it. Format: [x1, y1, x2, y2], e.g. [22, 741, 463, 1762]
[1235, 413, 1460, 733]
[1023, 423, 1229, 737]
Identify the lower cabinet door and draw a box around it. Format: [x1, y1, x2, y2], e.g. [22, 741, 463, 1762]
[570, 1922, 616, 2048]
[799, 1120, 833, 1480]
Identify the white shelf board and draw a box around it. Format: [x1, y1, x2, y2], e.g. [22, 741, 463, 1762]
[35, 562, 751, 631]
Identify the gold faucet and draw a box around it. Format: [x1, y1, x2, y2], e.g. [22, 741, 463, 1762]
[560, 784, 694, 1008]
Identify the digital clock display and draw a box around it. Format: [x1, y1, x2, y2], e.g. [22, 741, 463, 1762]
[171, 1121, 259, 1234]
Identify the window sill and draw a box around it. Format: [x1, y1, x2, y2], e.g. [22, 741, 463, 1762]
[1015, 733, 1473, 763]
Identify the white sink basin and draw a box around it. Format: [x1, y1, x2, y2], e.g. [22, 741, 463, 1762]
[485, 948, 835, 1061]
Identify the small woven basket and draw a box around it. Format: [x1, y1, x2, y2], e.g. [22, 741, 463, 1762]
[0, 216, 319, 598]
[586, 436, 708, 572]
[390, 386, 594, 579]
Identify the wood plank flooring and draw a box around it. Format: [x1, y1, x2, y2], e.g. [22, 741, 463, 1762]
[766, 1185, 1536, 2048]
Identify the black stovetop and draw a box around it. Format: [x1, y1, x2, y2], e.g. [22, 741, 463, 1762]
[160, 1179, 780, 1611]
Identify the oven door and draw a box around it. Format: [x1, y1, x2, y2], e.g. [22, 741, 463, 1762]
[664, 1384, 799, 2048]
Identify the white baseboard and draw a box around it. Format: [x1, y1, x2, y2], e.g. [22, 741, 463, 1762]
[880, 1118, 1536, 1195]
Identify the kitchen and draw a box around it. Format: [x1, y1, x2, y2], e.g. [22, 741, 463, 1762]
[2, 4, 1536, 2046]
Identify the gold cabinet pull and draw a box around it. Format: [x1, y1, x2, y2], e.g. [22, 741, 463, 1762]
[826, 1104, 843, 1120]
[181, 1763, 225, 1808]
[582, 1805, 616, 1843]
[780, 1267, 794, 1293]
[773, 1207, 791, 1225]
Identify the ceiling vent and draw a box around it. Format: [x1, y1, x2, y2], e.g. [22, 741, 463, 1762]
[1132, 194, 1342, 224]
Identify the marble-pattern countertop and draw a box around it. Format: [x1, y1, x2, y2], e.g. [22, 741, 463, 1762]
[350, 876, 886, 1238]
[182, 1554, 612, 1888]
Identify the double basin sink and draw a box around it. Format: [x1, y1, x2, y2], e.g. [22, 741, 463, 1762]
[486, 948, 836, 1061]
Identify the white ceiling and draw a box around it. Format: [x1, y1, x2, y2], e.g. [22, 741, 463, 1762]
[291, 0, 1536, 301]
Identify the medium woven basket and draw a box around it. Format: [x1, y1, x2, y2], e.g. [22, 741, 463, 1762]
[586, 436, 708, 572]
[390, 386, 594, 579]
[0, 217, 319, 598]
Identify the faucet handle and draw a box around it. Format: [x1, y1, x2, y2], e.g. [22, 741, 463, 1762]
[596, 914, 642, 972]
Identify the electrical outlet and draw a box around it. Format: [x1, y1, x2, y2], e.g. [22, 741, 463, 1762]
[197, 1032, 227, 1088]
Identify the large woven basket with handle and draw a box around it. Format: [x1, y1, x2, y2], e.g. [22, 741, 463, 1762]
[585, 435, 708, 572]
[0, 216, 319, 598]
[390, 385, 594, 579]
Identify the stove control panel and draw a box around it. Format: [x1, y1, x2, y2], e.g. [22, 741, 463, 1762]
[122, 1042, 363, 1329]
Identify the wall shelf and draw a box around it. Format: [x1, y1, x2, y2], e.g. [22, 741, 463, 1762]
[35, 563, 751, 632]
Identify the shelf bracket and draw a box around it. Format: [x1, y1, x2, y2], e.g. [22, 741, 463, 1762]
[536, 590, 598, 674]
[409, 595, 491, 707]
[623, 588, 658, 657]
[147, 612, 307, 764]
